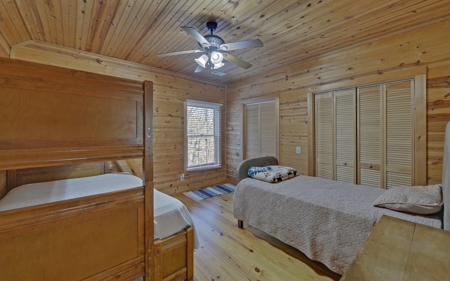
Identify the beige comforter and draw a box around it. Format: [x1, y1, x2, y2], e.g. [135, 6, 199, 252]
[233, 176, 442, 275]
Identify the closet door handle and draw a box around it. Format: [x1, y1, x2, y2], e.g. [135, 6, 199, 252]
[368, 165, 373, 169]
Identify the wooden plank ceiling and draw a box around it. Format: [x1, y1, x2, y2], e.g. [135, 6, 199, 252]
[0, 0, 449, 84]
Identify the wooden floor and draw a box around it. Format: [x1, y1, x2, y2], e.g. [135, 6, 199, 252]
[174, 192, 341, 281]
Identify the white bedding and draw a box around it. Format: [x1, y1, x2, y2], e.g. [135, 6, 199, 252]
[154, 189, 200, 248]
[0, 173, 199, 248]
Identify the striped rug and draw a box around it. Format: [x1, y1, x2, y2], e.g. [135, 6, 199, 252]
[183, 184, 236, 202]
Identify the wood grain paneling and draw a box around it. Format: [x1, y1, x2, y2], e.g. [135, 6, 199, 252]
[0, 171, 6, 199]
[1, 88, 138, 141]
[7, 163, 106, 191]
[0, 31, 9, 57]
[0, 57, 144, 170]
[1, 208, 140, 281]
[226, 20, 450, 185]
[1, 0, 449, 83]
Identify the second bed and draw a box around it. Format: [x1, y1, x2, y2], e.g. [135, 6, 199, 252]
[234, 156, 444, 275]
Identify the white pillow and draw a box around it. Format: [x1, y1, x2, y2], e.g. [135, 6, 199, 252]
[373, 184, 443, 215]
[248, 165, 297, 183]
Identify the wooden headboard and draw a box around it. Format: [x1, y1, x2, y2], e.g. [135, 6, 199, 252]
[0, 57, 153, 194]
[0, 57, 147, 169]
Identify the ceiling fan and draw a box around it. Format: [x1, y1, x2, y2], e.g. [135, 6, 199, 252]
[156, 21, 263, 75]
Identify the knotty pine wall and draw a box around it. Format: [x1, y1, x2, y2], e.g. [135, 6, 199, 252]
[226, 20, 450, 185]
[0, 171, 6, 199]
[8, 42, 227, 195]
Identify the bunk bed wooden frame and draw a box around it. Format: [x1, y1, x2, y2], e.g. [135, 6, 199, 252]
[0, 58, 193, 281]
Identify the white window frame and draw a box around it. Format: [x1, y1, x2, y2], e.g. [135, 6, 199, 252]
[185, 99, 222, 171]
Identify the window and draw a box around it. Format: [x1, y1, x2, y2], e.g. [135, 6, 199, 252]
[185, 99, 222, 171]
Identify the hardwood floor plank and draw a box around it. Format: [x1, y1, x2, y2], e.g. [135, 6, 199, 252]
[174, 192, 340, 281]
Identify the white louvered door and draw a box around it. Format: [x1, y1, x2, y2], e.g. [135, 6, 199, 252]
[315, 93, 334, 180]
[358, 86, 383, 188]
[357, 81, 413, 189]
[335, 90, 356, 183]
[244, 101, 278, 160]
[260, 101, 277, 157]
[385, 81, 413, 188]
[315, 80, 416, 188]
[245, 104, 260, 159]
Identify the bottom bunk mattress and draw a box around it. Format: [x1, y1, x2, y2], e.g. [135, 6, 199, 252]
[154, 188, 200, 249]
[0, 173, 199, 248]
[233, 176, 442, 275]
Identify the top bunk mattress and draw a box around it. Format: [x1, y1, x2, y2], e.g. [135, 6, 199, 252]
[0, 173, 143, 212]
[234, 176, 442, 274]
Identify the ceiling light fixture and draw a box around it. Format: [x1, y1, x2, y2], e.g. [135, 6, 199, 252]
[195, 54, 209, 68]
[156, 21, 264, 76]
[195, 51, 225, 71]
[210, 51, 223, 64]
[210, 51, 224, 69]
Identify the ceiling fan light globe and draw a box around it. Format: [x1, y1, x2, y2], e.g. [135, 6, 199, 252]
[195, 54, 209, 68]
[210, 51, 224, 64]
[213, 61, 225, 69]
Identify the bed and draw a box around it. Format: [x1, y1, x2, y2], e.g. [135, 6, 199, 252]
[234, 128, 450, 276]
[0, 172, 199, 281]
[0, 57, 194, 281]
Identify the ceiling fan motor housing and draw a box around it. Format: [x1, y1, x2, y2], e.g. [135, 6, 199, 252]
[200, 35, 225, 49]
[198, 21, 225, 50]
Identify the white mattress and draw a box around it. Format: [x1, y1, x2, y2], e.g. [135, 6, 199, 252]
[0, 173, 199, 248]
[154, 189, 200, 249]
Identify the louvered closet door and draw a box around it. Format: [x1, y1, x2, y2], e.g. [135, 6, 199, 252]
[385, 81, 413, 188]
[315, 93, 333, 180]
[358, 86, 382, 188]
[260, 101, 277, 157]
[245, 104, 260, 159]
[335, 90, 356, 183]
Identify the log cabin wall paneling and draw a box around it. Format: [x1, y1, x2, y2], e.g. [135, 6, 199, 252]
[0, 171, 6, 199]
[8, 44, 227, 195]
[226, 20, 450, 185]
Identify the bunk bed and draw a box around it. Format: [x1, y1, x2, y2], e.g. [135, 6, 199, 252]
[0, 58, 195, 281]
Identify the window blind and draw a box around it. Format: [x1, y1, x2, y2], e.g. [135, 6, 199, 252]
[185, 99, 222, 171]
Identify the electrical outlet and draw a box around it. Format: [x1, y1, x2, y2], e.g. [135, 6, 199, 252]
[180, 174, 185, 181]
[296, 146, 301, 154]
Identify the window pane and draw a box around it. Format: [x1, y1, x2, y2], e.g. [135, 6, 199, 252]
[185, 101, 221, 170]
[187, 106, 214, 136]
[187, 136, 216, 167]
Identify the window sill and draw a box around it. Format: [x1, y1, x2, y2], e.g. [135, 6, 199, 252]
[186, 165, 221, 172]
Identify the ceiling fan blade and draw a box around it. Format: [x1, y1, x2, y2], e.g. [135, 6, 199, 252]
[156, 49, 204, 57]
[224, 54, 252, 69]
[181, 26, 211, 47]
[194, 65, 204, 73]
[220, 39, 263, 51]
